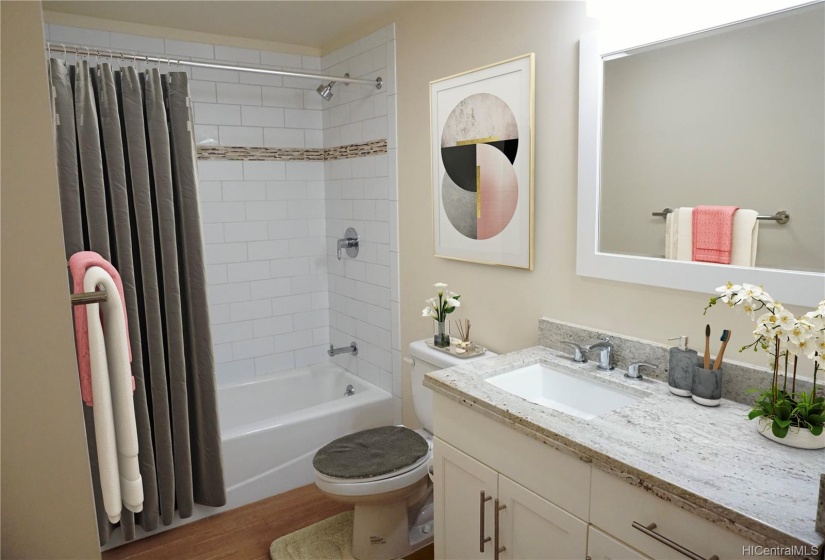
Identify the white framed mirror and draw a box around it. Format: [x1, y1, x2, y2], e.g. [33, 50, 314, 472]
[577, 2, 824, 306]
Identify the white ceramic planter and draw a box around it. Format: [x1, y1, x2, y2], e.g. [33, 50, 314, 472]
[756, 417, 825, 450]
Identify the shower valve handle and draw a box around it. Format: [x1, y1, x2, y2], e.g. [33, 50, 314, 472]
[336, 227, 360, 260]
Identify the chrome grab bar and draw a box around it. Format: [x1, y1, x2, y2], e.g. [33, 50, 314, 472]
[479, 491, 492, 552]
[632, 521, 718, 560]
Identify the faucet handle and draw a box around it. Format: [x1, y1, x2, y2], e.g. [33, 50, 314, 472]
[561, 341, 587, 363]
[626, 362, 657, 379]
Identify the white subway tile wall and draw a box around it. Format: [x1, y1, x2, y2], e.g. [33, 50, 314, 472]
[45, 24, 400, 408]
[323, 25, 402, 421]
[200, 158, 330, 382]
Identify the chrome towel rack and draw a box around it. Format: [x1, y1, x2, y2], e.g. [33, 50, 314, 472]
[652, 208, 790, 225]
[71, 289, 107, 306]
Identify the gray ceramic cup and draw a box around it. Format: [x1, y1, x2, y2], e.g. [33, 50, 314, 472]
[691, 362, 723, 407]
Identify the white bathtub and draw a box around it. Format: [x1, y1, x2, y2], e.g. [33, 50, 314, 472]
[102, 361, 392, 550]
[219, 362, 394, 509]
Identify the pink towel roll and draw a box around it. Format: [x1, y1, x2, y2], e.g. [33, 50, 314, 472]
[692, 206, 739, 264]
[69, 251, 133, 406]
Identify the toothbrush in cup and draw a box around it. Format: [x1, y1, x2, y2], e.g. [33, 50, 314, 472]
[713, 330, 731, 371]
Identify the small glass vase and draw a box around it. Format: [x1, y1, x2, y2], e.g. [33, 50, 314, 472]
[433, 320, 450, 348]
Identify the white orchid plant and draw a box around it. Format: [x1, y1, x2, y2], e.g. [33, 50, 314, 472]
[422, 282, 461, 323]
[705, 283, 824, 437]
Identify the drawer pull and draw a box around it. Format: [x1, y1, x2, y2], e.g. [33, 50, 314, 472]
[494, 499, 507, 560]
[479, 491, 492, 552]
[632, 521, 719, 560]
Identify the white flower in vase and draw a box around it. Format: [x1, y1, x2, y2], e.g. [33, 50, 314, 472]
[423, 282, 462, 347]
[705, 282, 824, 442]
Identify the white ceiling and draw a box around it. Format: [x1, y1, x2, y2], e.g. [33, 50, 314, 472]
[42, 1, 403, 50]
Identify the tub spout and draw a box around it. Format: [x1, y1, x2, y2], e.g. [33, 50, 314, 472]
[328, 342, 358, 357]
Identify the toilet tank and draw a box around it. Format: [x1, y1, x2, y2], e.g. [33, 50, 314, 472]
[408, 339, 496, 432]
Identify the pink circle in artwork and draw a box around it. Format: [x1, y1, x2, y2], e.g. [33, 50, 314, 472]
[476, 143, 518, 239]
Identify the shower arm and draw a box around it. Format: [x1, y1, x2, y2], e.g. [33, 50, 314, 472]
[45, 43, 384, 89]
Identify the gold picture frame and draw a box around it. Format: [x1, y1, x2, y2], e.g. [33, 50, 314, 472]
[430, 53, 535, 269]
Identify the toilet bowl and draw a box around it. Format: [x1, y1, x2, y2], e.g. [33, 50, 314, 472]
[313, 339, 495, 560]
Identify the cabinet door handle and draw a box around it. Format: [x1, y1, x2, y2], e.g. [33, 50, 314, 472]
[632, 521, 718, 560]
[494, 499, 507, 560]
[479, 491, 492, 552]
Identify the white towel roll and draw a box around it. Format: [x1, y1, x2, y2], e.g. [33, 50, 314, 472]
[84, 266, 144, 522]
[664, 212, 675, 259]
[730, 209, 759, 267]
[675, 207, 694, 261]
[86, 292, 121, 523]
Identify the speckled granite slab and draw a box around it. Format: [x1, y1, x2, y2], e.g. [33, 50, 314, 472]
[424, 345, 825, 558]
[538, 317, 820, 405]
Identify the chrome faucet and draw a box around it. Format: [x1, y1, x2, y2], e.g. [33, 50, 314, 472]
[584, 337, 614, 371]
[328, 342, 358, 357]
[626, 362, 657, 379]
[561, 341, 587, 363]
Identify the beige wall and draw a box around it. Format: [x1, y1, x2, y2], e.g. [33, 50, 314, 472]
[0, 2, 100, 558]
[393, 1, 805, 425]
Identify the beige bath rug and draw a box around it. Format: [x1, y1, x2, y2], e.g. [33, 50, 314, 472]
[270, 511, 354, 560]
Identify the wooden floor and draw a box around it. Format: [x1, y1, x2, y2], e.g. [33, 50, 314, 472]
[103, 484, 434, 560]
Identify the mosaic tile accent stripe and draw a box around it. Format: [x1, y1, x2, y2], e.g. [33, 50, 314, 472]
[197, 139, 387, 162]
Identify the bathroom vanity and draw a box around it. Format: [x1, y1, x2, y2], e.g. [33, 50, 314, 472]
[425, 343, 824, 560]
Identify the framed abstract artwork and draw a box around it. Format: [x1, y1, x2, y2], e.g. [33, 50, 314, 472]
[430, 53, 535, 269]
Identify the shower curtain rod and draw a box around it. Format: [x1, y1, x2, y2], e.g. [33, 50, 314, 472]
[45, 42, 383, 89]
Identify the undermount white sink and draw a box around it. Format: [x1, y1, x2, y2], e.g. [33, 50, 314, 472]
[485, 363, 642, 420]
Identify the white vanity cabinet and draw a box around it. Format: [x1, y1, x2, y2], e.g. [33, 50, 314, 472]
[587, 526, 651, 560]
[433, 394, 591, 559]
[432, 393, 788, 560]
[433, 439, 588, 560]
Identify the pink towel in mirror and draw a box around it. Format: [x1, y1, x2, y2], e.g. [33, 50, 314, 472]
[692, 206, 739, 264]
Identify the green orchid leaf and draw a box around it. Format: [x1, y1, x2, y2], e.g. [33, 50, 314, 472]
[807, 414, 825, 424]
[810, 425, 824, 436]
[773, 417, 792, 428]
[747, 409, 766, 420]
[771, 421, 789, 438]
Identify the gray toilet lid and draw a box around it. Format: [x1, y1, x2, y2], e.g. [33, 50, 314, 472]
[313, 426, 429, 479]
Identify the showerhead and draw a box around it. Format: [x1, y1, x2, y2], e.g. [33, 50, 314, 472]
[316, 81, 335, 101]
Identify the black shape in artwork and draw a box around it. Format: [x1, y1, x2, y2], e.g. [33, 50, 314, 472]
[441, 145, 477, 192]
[486, 139, 519, 165]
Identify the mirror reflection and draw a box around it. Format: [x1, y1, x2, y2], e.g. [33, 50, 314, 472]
[598, 3, 824, 273]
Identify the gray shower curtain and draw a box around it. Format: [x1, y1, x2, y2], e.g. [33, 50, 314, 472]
[49, 58, 226, 545]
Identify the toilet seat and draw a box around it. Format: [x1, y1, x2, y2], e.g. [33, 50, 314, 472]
[314, 455, 431, 497]
[313, 426, 433, 497]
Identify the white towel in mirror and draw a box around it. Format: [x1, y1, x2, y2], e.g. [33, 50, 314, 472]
[674, 207, 693, 261]
[730, 209, 759, 266]
[665, 212, 675, 259]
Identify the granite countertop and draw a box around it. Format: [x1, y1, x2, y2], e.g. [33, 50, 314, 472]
[424, 345, 825, 554]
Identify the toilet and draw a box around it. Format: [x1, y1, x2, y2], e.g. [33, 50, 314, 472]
[313, 339, 495, 560]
